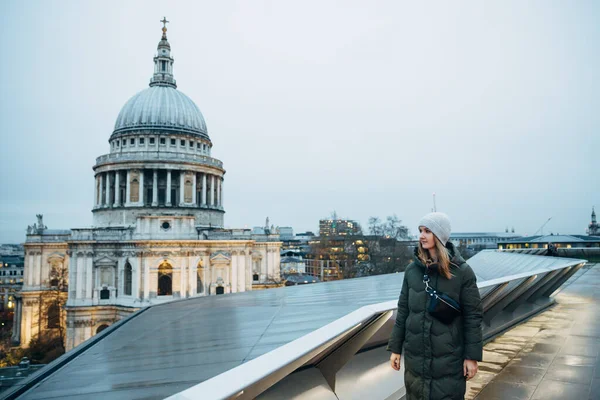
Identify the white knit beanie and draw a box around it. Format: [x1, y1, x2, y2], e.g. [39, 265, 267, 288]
[418, 212, 452, 245]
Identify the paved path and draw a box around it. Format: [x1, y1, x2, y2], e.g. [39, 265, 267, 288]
[466, 263, 600, 400]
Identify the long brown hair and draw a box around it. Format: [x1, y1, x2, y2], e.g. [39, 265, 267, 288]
[418, 236, 453, 279]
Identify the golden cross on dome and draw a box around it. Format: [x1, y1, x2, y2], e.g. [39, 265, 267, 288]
[160, 17, 169, 38]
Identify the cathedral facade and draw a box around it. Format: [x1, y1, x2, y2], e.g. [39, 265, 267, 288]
[14, 22, 281, 351]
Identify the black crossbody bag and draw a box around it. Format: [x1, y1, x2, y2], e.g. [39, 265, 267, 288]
[423, 273, 461, 324]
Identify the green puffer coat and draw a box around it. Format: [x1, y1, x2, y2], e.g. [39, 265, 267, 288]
[387, 242, 483, 400]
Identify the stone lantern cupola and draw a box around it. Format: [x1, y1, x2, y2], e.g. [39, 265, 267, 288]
[150, 17, 176, 89]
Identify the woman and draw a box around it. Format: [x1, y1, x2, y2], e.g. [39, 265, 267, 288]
[387, 212, 483, 400]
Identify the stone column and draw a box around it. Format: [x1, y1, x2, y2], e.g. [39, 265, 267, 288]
[33, 253, 41, 287]
[85, 254, 93, 300]
[152, 169, 158, 206]
[216, 177, 221, 208]
[245, 253, 252, 291]
[105, 172, 111, 207]
[94, 175, 99, 207]
[181, 256, 188, 297]
[192, 172, 197, 206]
[220, 178, 224, 209]
[11, 296, 22, 344]
[179, 171, 185, 206]
[114, 171, 121, 206]
[237, 254, 244, 292]
[68, 251, 78, 302]
[166, 170, 172, 206]
[203, 253, 210, 294]
[144, 258, 150, 301]
[231, 253, 238, 293]
[139, 170, 145, 206]
[210, 175, 215, 207]
[125, 170, 131, 206]
[201, 173, 207, 206]
[76, 255, 84, 299]
[26, 251, 34, 287]
[100, 173, 106, 206]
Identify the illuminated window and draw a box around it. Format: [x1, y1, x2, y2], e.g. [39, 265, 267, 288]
[158, 261, 173, 296]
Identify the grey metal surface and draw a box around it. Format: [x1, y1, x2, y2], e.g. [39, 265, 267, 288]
[12, 252, 585, 400]
[468, 250, 583, 281]
[113, 86, 208, 136]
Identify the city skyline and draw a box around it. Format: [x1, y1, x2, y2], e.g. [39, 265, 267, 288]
[1, 1, 598, 243]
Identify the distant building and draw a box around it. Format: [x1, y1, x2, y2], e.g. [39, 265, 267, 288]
[295, 232, 316, 242]
[450, 232, 522, 250]
[278, 227, 294, 240]
[0, 244, 24, 256]
[0, 255, 24, 312]
[498, 234, 600, 250]
[319, 219, 361, 237]
[280, 249, 306, 274]
[588, 207, 599, 236]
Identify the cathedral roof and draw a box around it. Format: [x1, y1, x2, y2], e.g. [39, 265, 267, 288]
[112, 86, 208, 137]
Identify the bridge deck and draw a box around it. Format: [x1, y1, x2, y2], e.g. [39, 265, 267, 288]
[471, 263, 600, 400]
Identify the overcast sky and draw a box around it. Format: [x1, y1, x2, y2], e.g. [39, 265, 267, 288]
[1, 1, 598, 243]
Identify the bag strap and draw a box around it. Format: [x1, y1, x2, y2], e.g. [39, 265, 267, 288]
[423, 273, 434, 294]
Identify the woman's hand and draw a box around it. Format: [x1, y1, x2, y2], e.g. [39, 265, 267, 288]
[463, 359, 478, 380]
[390, 353, 401, 371]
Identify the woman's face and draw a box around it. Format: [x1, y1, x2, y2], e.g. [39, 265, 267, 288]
[419, 226, 436, 250]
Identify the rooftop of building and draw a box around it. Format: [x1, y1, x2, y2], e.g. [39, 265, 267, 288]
[450, 232, 522, 238]
[499, 234, 600, 244]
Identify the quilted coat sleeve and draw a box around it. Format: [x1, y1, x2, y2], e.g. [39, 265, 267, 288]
[386, 271, 410, 354]
[460, 263, 483, 361]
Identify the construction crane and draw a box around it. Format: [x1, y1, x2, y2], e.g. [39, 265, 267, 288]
[532, 217, 552, 236]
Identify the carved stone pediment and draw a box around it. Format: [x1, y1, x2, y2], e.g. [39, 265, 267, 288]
[94, 256, 117, 268]
[210, 251, 231, 266]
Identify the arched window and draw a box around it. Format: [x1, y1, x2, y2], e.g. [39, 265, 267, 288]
[216, 286, 224, 295]
[124, 262, 132, 296]
[100, 288, 110, 299]
[158, 261, 173, 296]
[96, 324, 109, 334]
[47, 302, 60, 329]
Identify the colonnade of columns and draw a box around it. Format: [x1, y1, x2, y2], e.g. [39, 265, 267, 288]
[94, 169, 223, 209]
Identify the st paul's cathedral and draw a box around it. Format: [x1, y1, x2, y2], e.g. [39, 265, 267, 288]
[13, 20, 282, 351]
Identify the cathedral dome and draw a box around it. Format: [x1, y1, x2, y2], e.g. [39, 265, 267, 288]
[112, 86, 208, 137]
